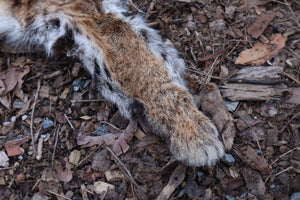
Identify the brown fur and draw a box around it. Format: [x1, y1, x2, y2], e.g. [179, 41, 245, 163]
[0, 0, 224, 166]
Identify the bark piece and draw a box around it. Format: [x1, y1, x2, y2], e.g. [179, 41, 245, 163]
[247, 13, 275, 38]
[221, 66, 292, 101]
[156, 164, 186, 200]
[199, 83, 235, 150]
[243, 168, 266, 198]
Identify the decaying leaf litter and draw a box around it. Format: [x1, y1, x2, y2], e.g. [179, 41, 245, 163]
[0, 0, 299, 199]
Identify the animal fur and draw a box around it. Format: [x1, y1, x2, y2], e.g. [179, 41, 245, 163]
[0, 0, 224, 166]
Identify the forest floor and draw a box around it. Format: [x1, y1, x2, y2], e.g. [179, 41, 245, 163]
[0, 0, 299, 199]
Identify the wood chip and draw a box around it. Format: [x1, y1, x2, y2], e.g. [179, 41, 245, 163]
[247, 13, 275, 38]
[156, 164, 186, 200]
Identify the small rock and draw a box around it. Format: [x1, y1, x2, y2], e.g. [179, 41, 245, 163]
[225, 194, 235, 200]
[43, 118, 54, 129]
[197, 171, 205, 177]
[105, 170, 126, 182]
[21, 115, 28, 121]
[224, 100, 239, 112]
[221, 153, 235, 165]
[69, 150, 81, 166]
[290, 192, 300, 200]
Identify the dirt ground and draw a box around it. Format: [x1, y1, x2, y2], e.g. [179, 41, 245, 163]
[0, 0, 299, 199]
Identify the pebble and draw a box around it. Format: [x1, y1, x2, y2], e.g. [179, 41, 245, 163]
[225, 194, 235, 200]
[43, 118, 54, 129]
[224, 100, 239, 112]
[21, 115, 28, 121]
[221, 153, 235, 165]
[197, 171, 205, 177]
[290, 192, 300, 200]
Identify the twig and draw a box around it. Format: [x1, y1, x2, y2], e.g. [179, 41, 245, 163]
[283, 0, 300, 30]
[279, 112, 300, 133]
[275, 166, 294, 176]
[64, 113, 75, 131]
[47, 190, 72, 200]
[128, 0, 145, 14]
[30, 79, 41, 155]
[71, 99, 104, 103]
[225, 78, 287, 85]
[99, 121, 121, 131]
[76, 145, 101, 168]
[282, 72, 300, 85]
[51, 125, 61, 166]
[270, 147, 299, 166]
[105, 146, 139, 188]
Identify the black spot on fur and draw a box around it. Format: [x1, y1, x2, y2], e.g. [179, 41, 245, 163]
[52, 26, 74, 57]
[140, 29, 149, 42]
[129, 99, 146, 120]
[103, 63, 112, 81]
[49, 18, 61, 28]
[161, 52, 167, 60]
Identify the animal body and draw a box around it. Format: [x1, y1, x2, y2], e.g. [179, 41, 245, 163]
[0, 0, 224, 166]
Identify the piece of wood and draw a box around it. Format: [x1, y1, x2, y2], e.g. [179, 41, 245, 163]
[156, 164, 186, 200]
[198, 83, 235, 150]
[247, 13, 275, 38]
[221, 83, 291, 101]
[220, 66, 292, 101]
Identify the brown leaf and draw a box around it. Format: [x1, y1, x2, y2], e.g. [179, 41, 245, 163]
[240, 146, 269, 174]
[5, 135, 31, 156]
[235, 34, 287, 65]
[56, 158, 73, 183]
[55, 110, 67, 124]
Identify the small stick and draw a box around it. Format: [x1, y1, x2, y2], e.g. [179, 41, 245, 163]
[64, 113, 75, 131]
[47, 190, 72, 200]
[30, 79, 41, 155]
[71, 99, 103, 103]
[51, 125, 61, 166]
[275, 166, 294, 177]
[105, 146, 139, 188]
[99, 121, 121, 131]
[36, 137, 44, 160]
[76, 145, 101, 168]
[225, 78, 287, 85]
[280, 112, 300, 133]
[270, 147, 299, 166]
[282, 72, 300, 85]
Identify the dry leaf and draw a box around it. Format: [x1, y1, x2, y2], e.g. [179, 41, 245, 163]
[235, 34, 287, 65]
[56, 158, 73, 183]
[5, 135, 30, 156]
[240, 146, 269, 174]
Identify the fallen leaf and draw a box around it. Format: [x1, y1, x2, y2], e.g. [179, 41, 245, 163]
[5, 135, 31, 156]
[240, 146, 269, 174]
[235, 34, 287, 65]
[56, 158, 73, 183]
[243, 168, 266, 198]
[55, 110, 67, 124]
